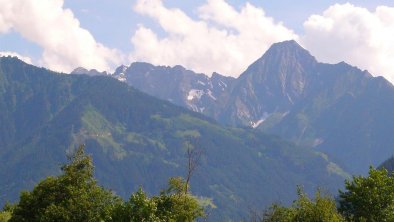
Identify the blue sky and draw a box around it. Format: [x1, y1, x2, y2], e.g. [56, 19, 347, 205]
[1, 0, 394, 82]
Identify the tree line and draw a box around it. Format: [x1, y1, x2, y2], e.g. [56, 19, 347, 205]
[253, 166, 394, 222]
[0, 145, 205, 222]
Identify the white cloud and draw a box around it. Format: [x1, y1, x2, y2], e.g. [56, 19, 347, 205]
[302, 3, 394, 83]
[130, 0, 297, 77]
[3, 0, 393, 84]
[0, 51, 32, 64]
[0, 0, 122, 73]
[131, 1, 394, 83]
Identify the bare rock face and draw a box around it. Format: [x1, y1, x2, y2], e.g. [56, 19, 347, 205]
[111, 62, 235, 116]
[218, 40, 318, 126]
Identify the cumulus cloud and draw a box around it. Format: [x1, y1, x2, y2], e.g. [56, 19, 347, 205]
[0, 0, 121, 72]
[0, 51, 32, 64]
[302, 3, 394, 83]
[130, 0, 297, 76]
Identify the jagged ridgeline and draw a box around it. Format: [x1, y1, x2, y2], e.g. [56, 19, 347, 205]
[0, 57, 347, 221]
[82, 40, 394, 175]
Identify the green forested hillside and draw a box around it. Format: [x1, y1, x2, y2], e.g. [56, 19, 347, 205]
[0, 57, 347, 221]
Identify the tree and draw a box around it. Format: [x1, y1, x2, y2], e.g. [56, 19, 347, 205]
[261, 188, 345, 222]
[111, 177, 205, 222]
[0, 211, 11, 222]
[6, 144, 206, 222]
[339, 166, 394, 221]
[155, 177, 205, 221]
[9, 145, 120, 222]
[183, 136, 203, 195]
[111, 188, 162, 222]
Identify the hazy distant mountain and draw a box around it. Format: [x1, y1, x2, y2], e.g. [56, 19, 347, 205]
[72, 62, 235, 117]
[217, 40, 317, 126]
[113, 62, 235, 116]
[88, 41, 394, 174]
[248, 41, 394, 174]
[71, 67, 108, 76]
[0, 56, 346, 221]
[378, 156, 394, 173]
[227, 41, 394, 173]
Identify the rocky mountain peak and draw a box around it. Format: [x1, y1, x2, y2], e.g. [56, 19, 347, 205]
[114, 65, 128, 75]
[266, 40, 313, 58]
[244, 40, 317, 77]
[225, 40, 318, 125]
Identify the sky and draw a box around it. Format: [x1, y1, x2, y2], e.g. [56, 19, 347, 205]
[1, 0, 394, 83]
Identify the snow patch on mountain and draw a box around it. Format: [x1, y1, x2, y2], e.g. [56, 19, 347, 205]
[218, 80, 227, 90]
[207, 89, 217, 100]
[116, 74, 127, 82]
[187, 89, 204, 101]
[187, 104, 205, 113]
[113, 65, 129, 82]
[197, 80, 206, 86]
[251, 112, 271, 128]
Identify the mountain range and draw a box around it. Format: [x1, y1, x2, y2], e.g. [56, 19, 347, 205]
[0, 56, 347, 221]
[73, 40, 394, 174]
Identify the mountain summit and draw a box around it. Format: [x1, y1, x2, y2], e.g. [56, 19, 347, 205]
[218, 41, 394, 173]
[218, 40, 318, 125]
[251, 40, 317, 71]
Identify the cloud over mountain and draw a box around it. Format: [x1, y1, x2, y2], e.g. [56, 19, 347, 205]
[130, 0, 297, 76]
[0, 51, 32, 64]
[2, 0, 394, 84]
[131, 1, 394, 83]
[302, 3, 394, 82]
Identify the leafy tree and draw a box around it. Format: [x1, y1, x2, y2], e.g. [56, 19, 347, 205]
[339, 166, 394, 222]
[250, 203, 293, 222]
[6, 144, 206, 222]
[111, 188, 161, 222]
[154, 177, 205, 221]
[261, 188, 345, 222]
[0, 212, 11, 222]
[111, 177, 205, 222]
[0, 211, 11, 222]
[9, 145, 120, 222]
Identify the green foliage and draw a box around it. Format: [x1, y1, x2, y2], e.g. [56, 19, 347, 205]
[339, 167, 394, 222]
[258, 204, 293, 222]
[0, 211, 11, 222]
[6, 144, 204, 222]
[111, 188, 161, 222]
[155, 177, 205, 221]
[111, 177, 205, 222]
[9, 145, 120, 222]
[0, 203, 14, 222]
[18, 155, 394, 222]
[261, 188, 345, 222]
